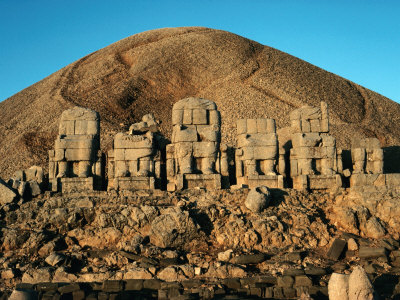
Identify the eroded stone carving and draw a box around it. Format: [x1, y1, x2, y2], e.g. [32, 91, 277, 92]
[235, 118, 284, 188]
[351, 138, 383, 174]
[289, 102, 342, 190]
[49, 107, 102, 192]
[166, 97, 228, 191]
[108, 114, 162, 190]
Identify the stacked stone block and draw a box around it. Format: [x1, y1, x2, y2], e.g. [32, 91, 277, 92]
[351, 137, 383, 174]
[235, 118, 284, 188]
[349, 137, 396, 188]
[289, 102, 342, 190]
[166, 97, 229, 191]
[48, 107, 102, 192]
[108, 114, 162, 190]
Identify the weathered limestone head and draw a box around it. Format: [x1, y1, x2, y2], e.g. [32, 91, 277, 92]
[59, 106, 100, 136]
[172, 97, 220, 127]
[290, 102, 329, 134]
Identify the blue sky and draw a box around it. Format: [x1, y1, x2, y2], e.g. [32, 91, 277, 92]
[0, 0, 399, 102]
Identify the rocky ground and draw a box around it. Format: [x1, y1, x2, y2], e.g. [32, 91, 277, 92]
[1, 186, 400, 298]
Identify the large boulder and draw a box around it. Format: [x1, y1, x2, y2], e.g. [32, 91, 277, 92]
[348, 266, 375, 300]
[328, 273, 349, 300]
[245, 186, 271, 213]
[0, 178, 17, 205]
[150, 207, 199, 249]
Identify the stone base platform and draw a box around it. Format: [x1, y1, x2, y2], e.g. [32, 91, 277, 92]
[49, 177, 94, 193]
[109, 177, 156, 191]
[237, 174, 284, 189]
[350, 173, 400, 188]
[168, 174, 222, 191]
[293, 174, 342, 191]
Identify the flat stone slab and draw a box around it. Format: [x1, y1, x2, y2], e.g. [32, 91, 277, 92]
[231, 253, 267, 265]
[359, 247, 387, 258]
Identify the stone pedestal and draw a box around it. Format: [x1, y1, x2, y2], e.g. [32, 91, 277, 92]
[112, 177, 156, 190]
[167, 174, 222, 191]
[48, 107, 103, 193]
[167, 97, 228, 190]
[49, 177, 94, 193]
[107, 114, 162, 191]
[293, 174, 342, 191]
[238, 175, 284, 189]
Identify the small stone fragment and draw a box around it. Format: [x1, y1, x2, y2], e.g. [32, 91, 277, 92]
[45, 253, 65, 266]
[218, 249, 233, 262]
[347, 238, 358, 251]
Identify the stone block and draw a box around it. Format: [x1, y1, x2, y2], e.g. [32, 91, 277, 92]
[113, 177, 155, 190]
[308, 175, 342, 190]
[209, 110, 220, 125]
[294, 275, 313, 287]
[350, 174, 382, 187]
[125, 279, 144, 291]
[59, 120, 75, 135]
[193, 142, 217, 157]
[359, 247, 387, 259]
[58, 283, 81, 294]
[143, 279, 162, 290]
[237, 133, 277, 147]
[65, 148, 93, 161]
[197, 125, 220, 142]
[293, 175, 307, 190]
[179, 174, 221, 190]
[303, 106, 322, 119]
[172, 109, 184, 125]
[291, 119, 302, 133]
[174, 142, 193, 158]
[174, 97, 217, 110]
[256, 118, 268, 133]
[59, 177, 94, 193]
[292, 133, 321, 147]
[246, 119, 258, 134]
[192, 109, 208, 125]
[114, 133, 152, 149]
[55, 149, 65, 161]
[253, 146, 277, 160]
[247, 175, 284, 189]
[125, 148, 153, 160]
[310, 119, 321, 132]
[61, 106, 99, 121]
[237, 119, 247, 134]
[102, 280, 124, 292]
[277, 276, 294, 287]
[322, 135, 336, 147]
[183, 109, 192, 124]
[55, 137, 96, 150]
[301, 120, 311, 133]
[173, 126, 198, 142]
[327, 238, 346, 260]
[231, 253, 267, 265]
